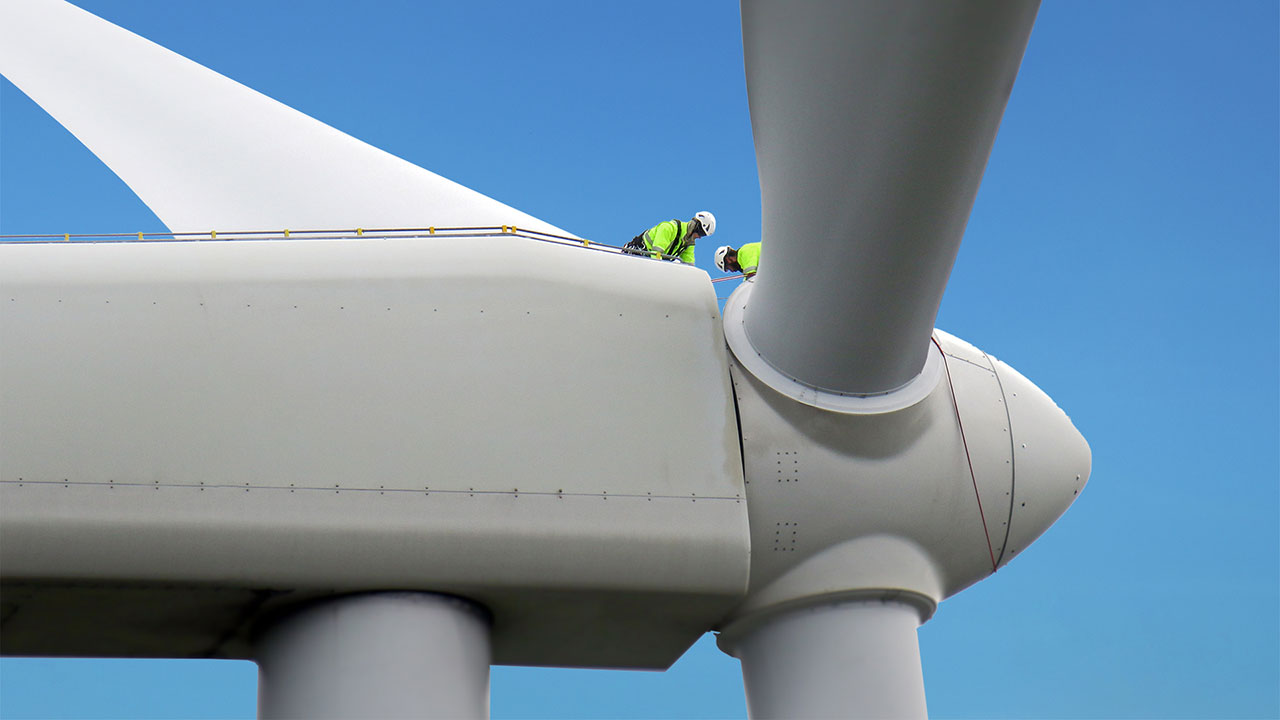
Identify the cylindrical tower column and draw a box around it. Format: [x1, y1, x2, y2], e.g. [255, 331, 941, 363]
[256, 592, 491, 720]
[723, 599, 928, 720]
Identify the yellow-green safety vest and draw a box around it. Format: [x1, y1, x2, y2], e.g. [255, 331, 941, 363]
[737, 242, 761, 277]
[641, 220, 696, 264]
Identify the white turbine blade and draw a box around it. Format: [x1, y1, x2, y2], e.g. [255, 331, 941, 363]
[0, 0, 570, 236]
[257, 594, 490, 720]
[740, 0, 1039, 396]
[727, 600, 928, 719]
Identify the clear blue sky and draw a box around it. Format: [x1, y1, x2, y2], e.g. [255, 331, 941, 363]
[1, 1, 1277, 718]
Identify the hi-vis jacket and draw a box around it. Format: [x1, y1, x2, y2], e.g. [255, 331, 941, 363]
[638, 220, 696, 264]
[736, 242, 762, 277]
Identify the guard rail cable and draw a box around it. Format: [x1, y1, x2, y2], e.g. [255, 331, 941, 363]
[0, 225, 753, 284]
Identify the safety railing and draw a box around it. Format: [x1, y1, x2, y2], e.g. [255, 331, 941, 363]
[0, 224, 706, 263]
[0, 225, 755, 299]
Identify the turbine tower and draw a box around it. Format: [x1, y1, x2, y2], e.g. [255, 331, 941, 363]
[0, 1, 1089, 717]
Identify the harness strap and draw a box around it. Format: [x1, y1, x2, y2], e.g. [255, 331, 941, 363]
[668, 219, 688, 258]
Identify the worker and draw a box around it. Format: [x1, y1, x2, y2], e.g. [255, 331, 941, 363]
[623, 211, 716, 264]
[714, 242, 761, 278]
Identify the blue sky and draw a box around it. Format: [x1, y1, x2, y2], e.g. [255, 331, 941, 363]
[1, 1, 1277, 718]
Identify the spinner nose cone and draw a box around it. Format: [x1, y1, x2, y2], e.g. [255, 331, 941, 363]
[995, 357, 1091, 566]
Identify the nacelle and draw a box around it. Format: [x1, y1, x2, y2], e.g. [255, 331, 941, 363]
[0, 236, 749, 669]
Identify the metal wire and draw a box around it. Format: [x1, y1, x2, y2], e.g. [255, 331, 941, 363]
[0, 225, 683, 261]
[0, 225, 761, 280]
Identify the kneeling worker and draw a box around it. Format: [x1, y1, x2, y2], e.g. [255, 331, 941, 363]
[715, 242, 761, 278]
[624, 211, 716, 264]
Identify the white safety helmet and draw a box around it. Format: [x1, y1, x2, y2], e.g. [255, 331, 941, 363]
[694, 210, 716, 237]
[714, 245, 732, 272]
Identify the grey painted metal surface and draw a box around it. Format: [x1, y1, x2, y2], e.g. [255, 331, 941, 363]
[256, 593, 490, 719]
[740, 0, 1041, 396]
[724, 599, 928, 719]
[0, 237, 749, 668]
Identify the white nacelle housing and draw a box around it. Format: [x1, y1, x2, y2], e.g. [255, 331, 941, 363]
[0, 236, 750, 668]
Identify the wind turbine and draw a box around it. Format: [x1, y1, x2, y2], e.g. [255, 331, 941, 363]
[0, 0, 1090, 718]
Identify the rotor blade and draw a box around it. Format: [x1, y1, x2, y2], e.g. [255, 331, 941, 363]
[740, 0, 1039, 396]
[727, 599, 928, 719]
[0, 0, 570, 236]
